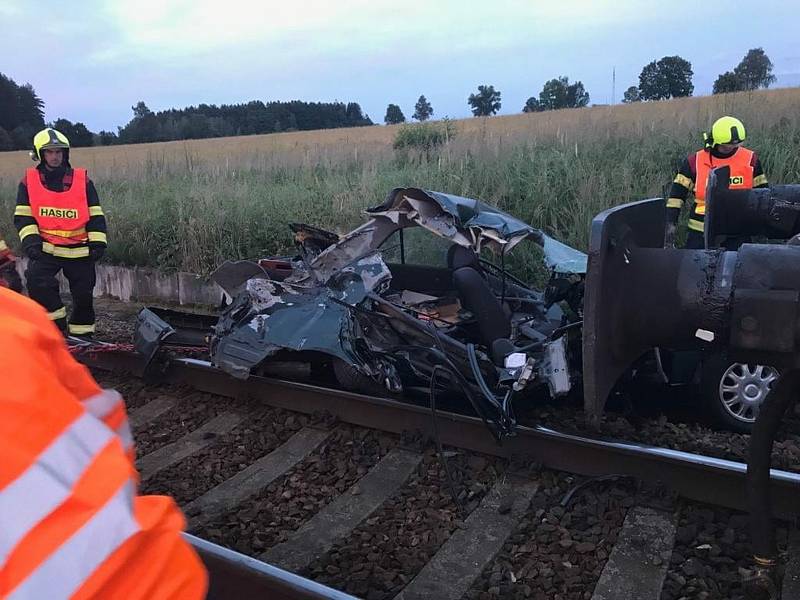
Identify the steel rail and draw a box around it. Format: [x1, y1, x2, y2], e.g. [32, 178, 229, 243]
[186, 534, 358, 600]
[84, 351, 800, 519]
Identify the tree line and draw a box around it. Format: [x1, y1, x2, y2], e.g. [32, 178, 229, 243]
[0, 80, 374, 150]
[0, 73, 46, 151]
[622, 48, 775, 103]
[112, 100, 373, 145]
[384, 47, 777, 121]
[384, 95, 434, 124]
[0, 47, 780, 149]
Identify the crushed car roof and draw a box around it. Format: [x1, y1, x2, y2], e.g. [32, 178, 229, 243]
[366, 188, 587, 274]
[213, 188, 587, 299]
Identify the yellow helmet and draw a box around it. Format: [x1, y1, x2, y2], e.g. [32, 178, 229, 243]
[706, 116, 746, 148]
[30, 128, 70, 162]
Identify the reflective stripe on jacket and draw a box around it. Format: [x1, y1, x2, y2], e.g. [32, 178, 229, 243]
[25, 168, 90, 246]
[0, 288, 207, 599]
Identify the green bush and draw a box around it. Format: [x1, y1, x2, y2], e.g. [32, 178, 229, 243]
[393, 119, 457, 151]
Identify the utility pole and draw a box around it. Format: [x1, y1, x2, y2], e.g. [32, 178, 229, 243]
[612, 66, 616, 105]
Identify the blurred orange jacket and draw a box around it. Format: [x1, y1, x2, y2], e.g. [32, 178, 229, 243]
[0, 288, 208, 599]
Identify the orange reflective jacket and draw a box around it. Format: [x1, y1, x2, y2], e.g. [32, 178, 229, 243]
[0, 288, 207, 600]
[693, 147, 755, 215]
[25, 167, 90, 246]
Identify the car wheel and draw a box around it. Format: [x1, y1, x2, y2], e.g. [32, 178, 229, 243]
[332, 358, 388, 396]
[701, 355, 779, 434]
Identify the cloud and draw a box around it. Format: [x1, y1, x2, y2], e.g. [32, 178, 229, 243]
[94, 0, 656, 63]
[0, 0, 23, 17]
[1, 1, 798, 130]
[102, 0, 374, 55]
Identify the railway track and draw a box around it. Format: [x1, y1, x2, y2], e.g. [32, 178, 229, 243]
[186, 533, 358, 600]
[83, 350, 800, 599]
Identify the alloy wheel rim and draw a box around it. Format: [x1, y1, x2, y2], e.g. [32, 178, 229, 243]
[719, 363, 779, 423]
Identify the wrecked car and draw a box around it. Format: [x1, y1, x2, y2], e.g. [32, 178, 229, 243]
[138, 188, 586, 439]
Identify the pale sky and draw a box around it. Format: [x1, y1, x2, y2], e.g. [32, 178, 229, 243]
[2, 0, 798, 131]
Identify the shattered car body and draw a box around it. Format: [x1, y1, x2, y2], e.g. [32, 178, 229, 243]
[139, 188, 586, 438]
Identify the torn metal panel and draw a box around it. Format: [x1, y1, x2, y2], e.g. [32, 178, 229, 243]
[244, 278, 292, 311]
[135, 308, 176, 370]
[538, 336, 572, 397]
[369, 188, 535, 251]
[213, 253, 392, 379]
[212, 260, 273, 298]
[290, 223, 340, 260]
[306, 219, 400, 283]
[337, 253, 392, 297]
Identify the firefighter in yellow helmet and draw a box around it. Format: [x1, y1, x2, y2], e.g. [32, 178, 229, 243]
[664, 116, 768, 249]
[13, 128, 108, 336]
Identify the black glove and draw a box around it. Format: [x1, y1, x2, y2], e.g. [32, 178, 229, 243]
[24, 244, 44, 261]
[664, 223, 677, 248]
[88, 243, 106, 262]
[0, 264, 23, 293]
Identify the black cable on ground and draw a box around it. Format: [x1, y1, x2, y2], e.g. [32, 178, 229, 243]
[428, 328, 511, 440]
[466, 342, 501, 410]
[560, 475, 632, 508]
[393, 343, 502, 442]
[466, 342, 515, 437]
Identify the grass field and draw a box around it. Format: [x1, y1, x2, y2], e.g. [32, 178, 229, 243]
[1, 88, 799, 274]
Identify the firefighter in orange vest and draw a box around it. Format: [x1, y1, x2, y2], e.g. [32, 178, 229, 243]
[664, 116, 768, 249]
[0, 286, 208, 599]
[13, 128, 107, 336]
[0, 235, 22, 292]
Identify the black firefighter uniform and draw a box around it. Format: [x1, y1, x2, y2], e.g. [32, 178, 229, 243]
[14, 167, 107, 334]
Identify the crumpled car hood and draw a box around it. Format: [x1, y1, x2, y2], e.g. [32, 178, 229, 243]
[212, 252, 392, 378]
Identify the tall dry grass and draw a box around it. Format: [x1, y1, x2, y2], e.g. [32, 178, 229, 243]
[1, 88, 799, 274]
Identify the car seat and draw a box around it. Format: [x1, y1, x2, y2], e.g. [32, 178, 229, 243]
[447, 245, 512, 361]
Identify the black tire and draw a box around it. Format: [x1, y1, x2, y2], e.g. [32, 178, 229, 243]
[332, 358, 388, 396]
[700, 353, 779, 434]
